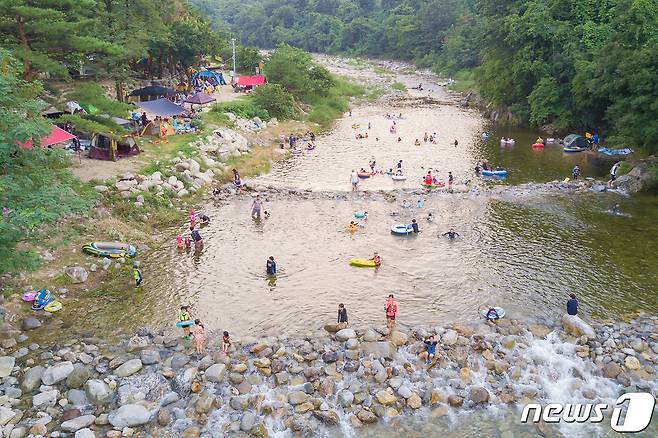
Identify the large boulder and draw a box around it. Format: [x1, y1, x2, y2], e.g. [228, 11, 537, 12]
[360, 342, 396, 359]
[108, 404, 151, 428]
[602, 362, 622, 379]
[335, 328, 356, 341]
[390, 331, 408, 346]
[21, 317, 42, 331]
[469, 386, 490, 404]
[561, 314, 596, 339]
[204, 363, 226, 382]
[42, 361, 74, 385]
[20, 365, 43, 392]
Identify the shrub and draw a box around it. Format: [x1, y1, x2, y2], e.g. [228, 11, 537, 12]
[211, 99, 270, 121]
[253, 84, 296, 119]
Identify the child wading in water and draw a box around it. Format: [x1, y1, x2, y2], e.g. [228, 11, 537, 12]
[178, 306, 192, 338]
[191, 319, 205, 354]
[222, 331, 231, 354]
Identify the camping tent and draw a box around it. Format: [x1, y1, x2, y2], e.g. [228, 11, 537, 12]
[129, 85, 175, 101]
[183, 92, 216, 105]
[18, 125, 76, 149]
[88, 134, 139, 161]
[135, 98, 186, 117]
[237, 75, 266, 87]
[564, 134, 590, 149]
[192, 70, 227, 86]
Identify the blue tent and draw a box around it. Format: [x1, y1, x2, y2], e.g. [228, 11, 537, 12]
[192, 70, 227, 86]
[135, 98, 186, 117]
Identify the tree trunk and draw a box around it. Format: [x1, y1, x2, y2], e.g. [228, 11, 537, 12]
[15, 15, 31, 79]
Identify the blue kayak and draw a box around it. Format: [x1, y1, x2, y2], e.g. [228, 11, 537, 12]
[481, 169, 508, 177]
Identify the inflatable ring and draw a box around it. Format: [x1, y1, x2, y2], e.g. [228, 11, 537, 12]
[45, 301, 63, 313]
[354, 212, 365, 218]
[391, 224, 415, 235]
[481, 170, 507, 177]
[176, 320, 194, 328]
[22, 291, 37, 302]
[479, 306, 506, 319]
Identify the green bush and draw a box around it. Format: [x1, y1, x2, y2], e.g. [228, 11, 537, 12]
[391, 82, 406, 91]
[253, 84, 296, 119]
[211, 99, 270, 121]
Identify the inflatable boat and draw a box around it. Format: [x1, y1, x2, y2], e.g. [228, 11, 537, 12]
[83, 242, 137, 258]
[349, 258, 378, 268]
[481, 169, 508, 177]
[391, 174, 407, 181]
[391, 224, 416, 235]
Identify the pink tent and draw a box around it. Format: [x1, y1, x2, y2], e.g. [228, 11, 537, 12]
[184, 92, 216, 105]
[18, 125, 76, 149]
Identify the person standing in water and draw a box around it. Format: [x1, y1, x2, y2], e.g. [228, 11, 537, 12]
[442, 229, 460, 239]
[251, 194, 263, 219]
[350, 170, 359, 191]
[454, 139, 458, 147]
[448, 172, 454, 191]
[266, 256, 276, 276]
[385, 294, 398, 336]
[337, 303, 348, 327]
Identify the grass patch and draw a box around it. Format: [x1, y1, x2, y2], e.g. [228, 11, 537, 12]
[448, 69, 477, 93]
[391, 81, 406, 91]
[306, 78, 365, 129]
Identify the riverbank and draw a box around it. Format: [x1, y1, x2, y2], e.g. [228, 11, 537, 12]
[0, 309, 655, 437]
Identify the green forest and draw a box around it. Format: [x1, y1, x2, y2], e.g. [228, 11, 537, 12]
[191, 0, 658, 152]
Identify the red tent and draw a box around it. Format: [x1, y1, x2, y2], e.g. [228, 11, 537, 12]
[183, 92, 216, 105]
[237, 75, 266, 87]
[18, 125, 77, 149]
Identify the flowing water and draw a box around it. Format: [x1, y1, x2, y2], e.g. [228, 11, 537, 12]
[64, 59, 657, 437]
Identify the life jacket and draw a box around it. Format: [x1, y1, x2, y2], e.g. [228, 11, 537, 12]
[386, 300, 398, 317]
[424, 175, 433, 184]
[178, 311, 190, 322]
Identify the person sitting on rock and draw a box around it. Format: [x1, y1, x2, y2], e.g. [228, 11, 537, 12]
[419, 335, 438, 364]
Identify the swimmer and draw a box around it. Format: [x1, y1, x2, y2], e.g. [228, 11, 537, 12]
[176, 235, 184, 249]
[414, 139, 421, 146]
[427, 213, 433, 222]
[417, 199, 424, 209]
[485, 307, 500, 322]
[199, 214, 210, 225]
[363, 211, 369, 221]
[402, 200, 411, 209]
[442, 229, 460, 239]
[611, 204, 621, 215]
[264, 211, 271, 219]
[398, 137, 402, 142]
[410, 219, 419, 233]
[184, 236, 192, 249]
[348, 221, 358, 232]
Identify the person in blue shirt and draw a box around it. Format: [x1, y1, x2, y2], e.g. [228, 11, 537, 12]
[266, 256, 276, 276]
[410, 219, 419, 233]
[419, 335, 438, 364]
[567, 293, 578, 315]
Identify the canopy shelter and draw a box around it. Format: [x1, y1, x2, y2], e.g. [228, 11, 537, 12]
[135, 98, 186, 117]
[237, 75, 266, 87]
[129, 85, 175, 102]
[192, 70, 227, 86]
[18, 125, 76, 149]
[184, 92, 216, 105]
[564, 134, 590, 149]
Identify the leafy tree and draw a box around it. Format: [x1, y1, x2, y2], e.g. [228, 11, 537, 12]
[0, 0, 118, 79]
[253, 84, 296, 119]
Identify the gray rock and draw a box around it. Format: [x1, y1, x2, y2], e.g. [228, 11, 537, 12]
[115, 359, 143, 377]
[204, 363, 226, 382]
[0, 356, 16, 378]
[240, 411, 256, 432]
[85, 379, 112, 405]
[21, 318, 42, 331]
[362, 329, 380, 342]
[42, 361, 74, 385]
[9, 426, 27, 438]
[561, 314, 596, 339]
[322, 351, 338, 363]
[336, 328, 357, 341]
[397, 385, 413, 399]
[0, 406, 17, 427]
[602, 362, 622, 379]
[108, 404, 151, 428]
[442, 330, 458, 345]
[13, 347, 28, 358]
[65, 266, 89, 283]
[195, 391, 215, 413]
[127, 336, 149, 352]
[338, 390, 354, 407]
[74, 429, 95, 438]
[66, 364, 91, 389]
[170, 353, 189, 369]
[32, 389, 58, 407]
[140, 350, 161, 365]
[67, 389, 89, 406]
[61, 415, 96, 432]
[360, 341, 395, 359]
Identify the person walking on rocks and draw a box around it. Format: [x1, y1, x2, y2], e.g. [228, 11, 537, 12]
[385, 294, 398, 336]
[190, 319, 205, 355]
[251, 194, 263, 219]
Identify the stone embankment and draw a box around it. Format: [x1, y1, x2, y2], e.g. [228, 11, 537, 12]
[0, 310, 656, 437]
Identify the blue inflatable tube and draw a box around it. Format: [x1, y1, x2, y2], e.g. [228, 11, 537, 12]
[31, 289, 53, 310]
[481, 169, 508, 177]
[176, 320, 194, 328]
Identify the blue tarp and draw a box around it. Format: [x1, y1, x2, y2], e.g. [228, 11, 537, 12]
[192, 70, 227, 86]
[598, 147, 634, 156]
[135, 98, 186, 117]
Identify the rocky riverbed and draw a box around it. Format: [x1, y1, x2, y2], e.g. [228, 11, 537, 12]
[0, 310, 656, 438]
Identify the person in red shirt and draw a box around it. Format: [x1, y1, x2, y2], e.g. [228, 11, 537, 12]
[385, 294, 398, 336]
[424, 171, 433, 185]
